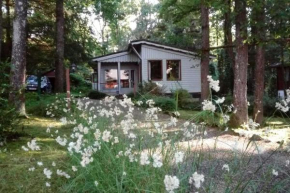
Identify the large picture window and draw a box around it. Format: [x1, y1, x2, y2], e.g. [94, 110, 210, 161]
[166, 60, 181, 81]
[149, 60, 162, 80]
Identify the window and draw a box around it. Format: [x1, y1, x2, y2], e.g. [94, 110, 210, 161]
[166, 60, 181, 81]
[149, 60, 162, 80]
[105, 69, 118, 89]
[120, 70, 129, 88]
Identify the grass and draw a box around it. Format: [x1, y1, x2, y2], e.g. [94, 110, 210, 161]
[0, 116, 70, 192]
[1, 98, 290, 192]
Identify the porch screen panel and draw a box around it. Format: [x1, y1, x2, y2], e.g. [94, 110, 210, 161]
[105, 69, 118, 89]
[121, 70, 129, 88]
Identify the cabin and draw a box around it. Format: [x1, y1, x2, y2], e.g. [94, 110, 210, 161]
[91, 40, 204, 96]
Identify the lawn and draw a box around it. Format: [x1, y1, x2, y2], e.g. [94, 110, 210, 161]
[0, 116, 70, 192]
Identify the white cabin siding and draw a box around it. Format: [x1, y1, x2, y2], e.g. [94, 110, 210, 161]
[99, 52, 139, 63]
[141, 45, 201, 93]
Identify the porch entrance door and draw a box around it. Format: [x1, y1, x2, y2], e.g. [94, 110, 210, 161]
[120, 69, 135, 94]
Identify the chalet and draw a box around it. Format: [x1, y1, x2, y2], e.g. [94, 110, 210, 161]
[91, 40, 207, 96]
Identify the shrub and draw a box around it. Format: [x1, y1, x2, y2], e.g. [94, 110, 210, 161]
[138, 81, 165, 96]
[173, 89, 193, 109]
[153, 96, 176, 111]
[70, 73, 91, 96]
[137, 94, 176, 111]
[88, 90, 107, 100]
[0, 61, 19, 142]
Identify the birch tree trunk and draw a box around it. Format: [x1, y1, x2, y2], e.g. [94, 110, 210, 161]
[200, 2, 210, 101]
[9, 0, 28, 116]
[253, 0, 265, 124]
[230, 0, 248, 127]
[55, 0, 65, 93]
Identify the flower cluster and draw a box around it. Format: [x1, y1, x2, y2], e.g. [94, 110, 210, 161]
[207, 75, 220, 92]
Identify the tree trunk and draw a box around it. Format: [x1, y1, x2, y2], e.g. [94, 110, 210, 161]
[253, 0, 265, 124]
[200, 2, 210, 101]
[9, 0, 28, 116]
[223, 0, 234, 93]
[55, 0, 65, 93]
[5, 0, 12, 60]
[230, 0, 248, 127]
[0, 0, 3, 61]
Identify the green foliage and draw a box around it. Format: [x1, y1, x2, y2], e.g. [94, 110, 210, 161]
[138, 81, 165, 96]
[137, 94, 176, 111]
[0, 62, 19, 142]
[26, 93, 71, 118]
[174, 88, 193, 109]
[88, 90, 107, 100]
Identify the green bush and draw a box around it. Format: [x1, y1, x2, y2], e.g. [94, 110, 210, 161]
[138, 81, 165, 96]
[88, 90, 107, 100]
[0, 61, 19, 142]
[137, 94, 176, 111]
[173, 89, 193, 109]
[70, 73, 91, 96]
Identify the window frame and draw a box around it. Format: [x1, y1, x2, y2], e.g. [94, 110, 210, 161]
[166, 60, 181, 81]
[148, 60, 163, 81]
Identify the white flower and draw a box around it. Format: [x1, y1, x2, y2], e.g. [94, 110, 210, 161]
[22, 146, 29, 151]
[222, 164, 230, 172]
[52, 162, 56, 167]
[272, 169, 278, 176]
[189, 172, 205, 189]
[114, 137, 119, 144]
[122, 171, 127, 176]
[45, 182, 51, 187]
[72, 166, 78, 172]
[140, 152, 150, 165]
[46, 128, 50, 133]
[56, 136, 67, 146]
[164, 175, 180, 193]
[102, 130, 112, 142]
[27, 139, 40, 151]
[207, 75, 220, 92]
[174, 152, 184, 164]
[216, 97, 225, 104]
[28, 167, 35, 171]
[43, 168, 52, 179]
[60, 117, 67, 124]
[37, 162, 43, 166]
[94, 181, 98, 187]
[136, 101, 143, 106]
[202, 100, 216, 112]
[57, 169, 71, 179]
[152, 153, 163, 168]
[173, 111, 180, 117]
[286, 160, 290, 167]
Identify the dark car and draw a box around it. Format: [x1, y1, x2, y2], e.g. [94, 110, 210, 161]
[26, 75, 52, 93]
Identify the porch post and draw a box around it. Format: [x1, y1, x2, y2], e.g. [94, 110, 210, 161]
[117, 62, 121, 94]
[97, 62, 101, 91]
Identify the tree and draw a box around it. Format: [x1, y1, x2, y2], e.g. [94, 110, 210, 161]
[55, 0, 65, 93]
[253, 0, 265, 124]
[200, 1, 210, 101]
[0, 0, 2, 61]
[9, 0, 28, 116]
[230, 0, 248, 127]
[223, 0, 234, 93]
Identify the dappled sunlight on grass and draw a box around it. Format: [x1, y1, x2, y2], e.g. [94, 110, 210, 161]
[0, 116, 71, 192]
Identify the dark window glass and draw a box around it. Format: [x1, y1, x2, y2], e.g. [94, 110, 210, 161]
[150, 61, 162, 80]
[167, 60, 181, 81]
